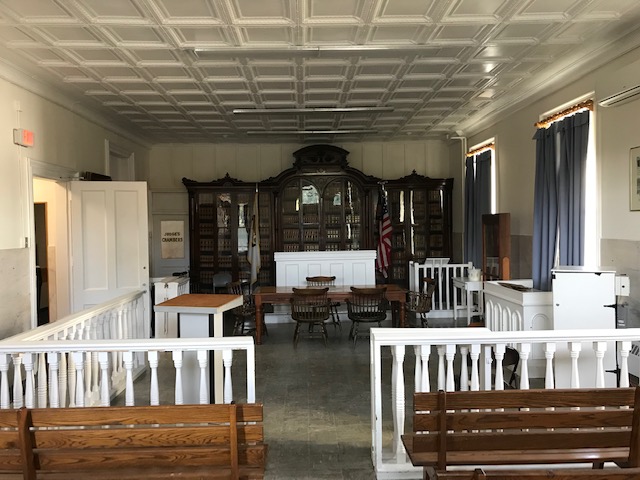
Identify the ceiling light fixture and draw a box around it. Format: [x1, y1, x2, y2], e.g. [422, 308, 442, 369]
[246, 129, 378, 135]
[233, 107, 393, 115]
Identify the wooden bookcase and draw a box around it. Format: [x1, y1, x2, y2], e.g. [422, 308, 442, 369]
[384, 172, 454, 285]
[183, 146, 453, 289]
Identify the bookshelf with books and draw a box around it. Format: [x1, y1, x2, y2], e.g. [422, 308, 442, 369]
[183, 175, 274, 292]
[383, 172, 453, 286]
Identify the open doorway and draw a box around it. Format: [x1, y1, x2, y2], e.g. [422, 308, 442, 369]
[32, 177, 71, 323]
[34, 203, 49, 325]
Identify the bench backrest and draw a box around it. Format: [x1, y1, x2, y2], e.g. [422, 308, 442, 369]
[410, 387, 640, 470]
[0, 409, 34, 478]
[23, 403, 266, 479]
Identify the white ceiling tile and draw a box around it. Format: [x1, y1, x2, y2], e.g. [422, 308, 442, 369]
[0, 0, 638, 142]
[242, 26, 293, 44]
[307, 0, 362, 20]
[307, 26, 359, 43]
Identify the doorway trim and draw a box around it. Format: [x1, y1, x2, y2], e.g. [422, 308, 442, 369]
[23, 158, 79, 328]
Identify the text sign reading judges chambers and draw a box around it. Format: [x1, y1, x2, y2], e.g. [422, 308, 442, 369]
[161, 220, 185, 259]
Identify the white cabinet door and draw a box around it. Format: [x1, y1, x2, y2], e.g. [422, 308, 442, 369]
[70, 181, 149, 316]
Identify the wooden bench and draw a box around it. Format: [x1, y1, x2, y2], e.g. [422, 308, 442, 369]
[402, 387, 640, 480]
[437, 466, 640, 479]
[10, 403, 266, 480]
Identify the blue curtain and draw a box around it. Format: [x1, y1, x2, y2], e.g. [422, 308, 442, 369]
[532, 125, 558, 291]
[532, 110, 590, 291]
[557, 111, 589, 266]
[464, 156, 475, 265]
[464, 150, 491, 269]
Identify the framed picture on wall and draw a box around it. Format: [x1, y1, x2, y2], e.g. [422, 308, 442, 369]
[630, 146, 640, 210]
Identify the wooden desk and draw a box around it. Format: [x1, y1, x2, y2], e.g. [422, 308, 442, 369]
[154, 294, 242, 403]
[253, 284, 408, 345]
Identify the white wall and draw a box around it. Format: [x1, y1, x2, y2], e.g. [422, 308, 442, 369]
[0, 71, 150, 334]
[463, 46, 640, 324]
[147, 140, 453, 190]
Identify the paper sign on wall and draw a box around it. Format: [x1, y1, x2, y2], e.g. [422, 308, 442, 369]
[161, 220, 184, 259]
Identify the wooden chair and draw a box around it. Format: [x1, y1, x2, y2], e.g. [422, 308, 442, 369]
[306, 276, 341, 331]
[406, 277, 436, 327]
[227, 280, 268, 337]
[346, 286, 388, 345]
[290, 287, 331, 347]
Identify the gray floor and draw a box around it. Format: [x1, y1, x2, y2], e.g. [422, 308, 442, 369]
[128, 314, 464, 480]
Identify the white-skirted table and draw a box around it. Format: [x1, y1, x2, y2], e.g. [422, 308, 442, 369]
[452, 277, 483, 325]
[154, 293, 242, 404]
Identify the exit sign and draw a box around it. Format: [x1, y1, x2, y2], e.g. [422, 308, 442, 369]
[13, 128, 34, 147]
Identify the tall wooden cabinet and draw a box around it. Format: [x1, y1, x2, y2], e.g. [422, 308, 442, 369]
[268, 145, 377, 254]
[183, 176, 273, 293]
[183, 145, 453, 290]
[385, 172, 453, 285]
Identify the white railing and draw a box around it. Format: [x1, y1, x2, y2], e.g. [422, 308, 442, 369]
[9, 290, 148, 343]
[3, 290, 148, 401]
[409, 259, 471, 317]
[0, 337, 255, 409]
[153, 276, 190, 338]
[370, 327, 640, 480]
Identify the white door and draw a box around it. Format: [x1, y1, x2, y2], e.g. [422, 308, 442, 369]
[70, 181, 149, 319]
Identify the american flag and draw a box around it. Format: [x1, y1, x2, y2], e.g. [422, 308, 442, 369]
[376, 192, 392, 278]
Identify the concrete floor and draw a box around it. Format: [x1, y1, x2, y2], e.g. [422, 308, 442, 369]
[125, 313, 465, 480]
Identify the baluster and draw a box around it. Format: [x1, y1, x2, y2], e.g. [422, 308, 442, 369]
[419, 345, 431, 392]
[23, 354, 35, 408]
[569, 342, 582, 388]
[84, 348, 92, 406]
[97, 314, 105, 340]
[98, 351, 111, 406]
[593, 341, 607, 388]
[197, 350, 209, 404]
[148, 351, 159, 406]
[223, 349, 233, 404]
[459, 346, 469, 391]
[173, 351, 184, 405]
[619, 341, 631, 388]
[493, 344, 505, 391]
[37, 353, 47, 407]
[246, 346, 256, 404]
[518, 343, 531, 390]
[68, 351, 76, 407]
[0, 354, 10, 409]
[59, 352, 68, 407]
[71, 352, 85, 407]
[123, 351, 134, 406]
[445, 344, 456, 391]
[47, 353, 59, 408]
[413, 346, 422, 393]
[391, 345, 406, 462]
[469, 344, 481, 391]
[544, 343, 556, 389]
[437, 346, 445, 391]
[481, 346, 492, 390]
[12, 354, 24, 409]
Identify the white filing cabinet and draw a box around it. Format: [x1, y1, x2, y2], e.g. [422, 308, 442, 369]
[552, 266, 617, 388]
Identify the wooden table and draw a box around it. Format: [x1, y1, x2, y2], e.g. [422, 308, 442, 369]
[253, 284, 408, 345]
[154, 293, 242, 403]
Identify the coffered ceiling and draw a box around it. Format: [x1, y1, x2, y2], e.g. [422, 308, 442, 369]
[1, 0, 640, 144]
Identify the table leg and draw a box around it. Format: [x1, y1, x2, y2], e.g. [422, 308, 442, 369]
[255, 300, 263, 345]
[453, 286, 458, 320]
[399, 301, 406, 328]
[212, 312, 223, 403]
